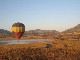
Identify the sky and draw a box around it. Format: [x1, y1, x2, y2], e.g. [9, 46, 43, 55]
[0, 0, 80, 32]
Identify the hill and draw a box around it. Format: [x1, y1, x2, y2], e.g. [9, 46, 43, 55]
[0, 29, 12, 37]
[62, 24, 80, 34]
[24, 29, 59, 35]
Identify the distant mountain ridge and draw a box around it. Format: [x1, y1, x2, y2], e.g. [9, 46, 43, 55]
[0, 24, 80, 36]
[24, 29, 59, 35]
[0, 29, 12, 37]
[63, 24, 80, 33]
[0, 29, 11, 34]
[0, 29, 59, 36]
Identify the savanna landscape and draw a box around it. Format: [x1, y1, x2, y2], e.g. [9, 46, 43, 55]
[0, 40, 80, 60]
[0, 0, 80, 60]
[0, 24, 80, 60]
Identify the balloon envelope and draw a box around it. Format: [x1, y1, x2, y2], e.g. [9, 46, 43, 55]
[12, 22, 25, 39]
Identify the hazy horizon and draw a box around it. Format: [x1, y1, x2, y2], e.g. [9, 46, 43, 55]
[0, 24, 79, 32]
[0, 0, 80, 32]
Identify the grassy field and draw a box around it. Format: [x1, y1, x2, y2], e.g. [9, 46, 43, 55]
[0, 40, 80, 60]
[0, 35, 47, 40]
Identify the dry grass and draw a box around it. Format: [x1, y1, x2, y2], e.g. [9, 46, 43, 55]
[0, 35, 47, 40]
[0, 40, 80, 60]
[0, 34, 80, 40]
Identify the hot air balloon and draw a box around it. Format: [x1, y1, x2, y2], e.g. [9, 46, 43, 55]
[12, 22, 25, 39]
